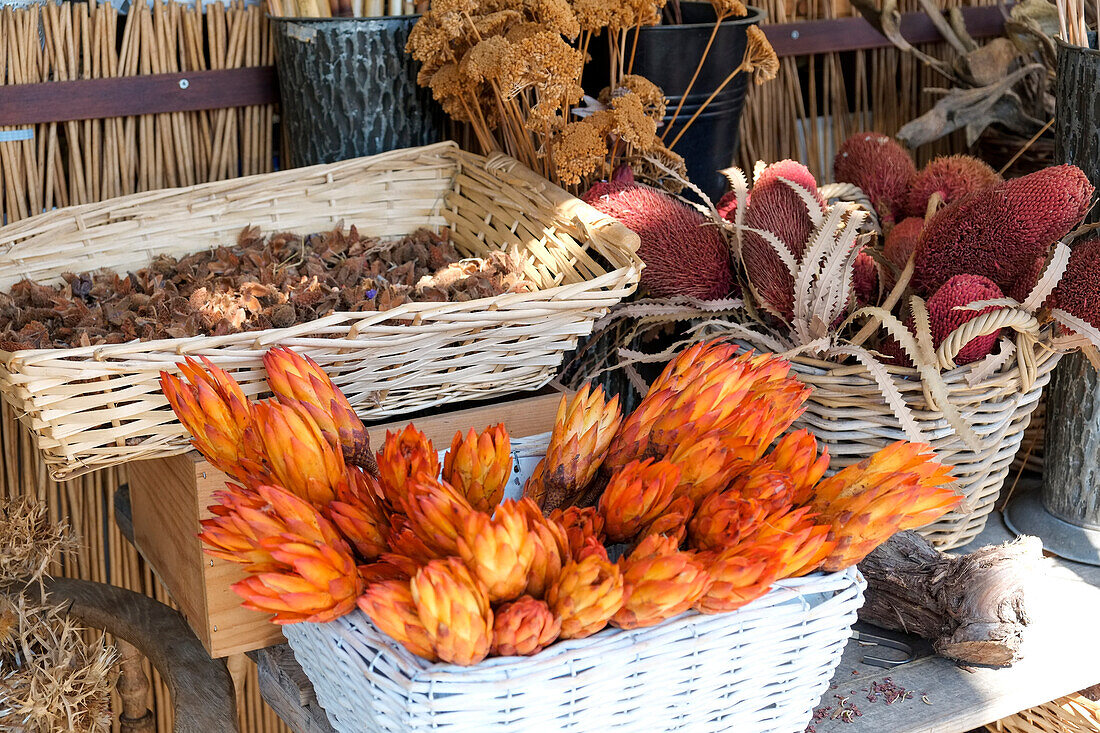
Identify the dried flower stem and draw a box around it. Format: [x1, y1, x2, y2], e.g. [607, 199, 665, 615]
[662, 13, 728, 140]
[627, 23, 642, 75]
[668, 61, 747, 149]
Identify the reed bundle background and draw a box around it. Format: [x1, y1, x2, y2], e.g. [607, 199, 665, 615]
[0, 0, 995, 730]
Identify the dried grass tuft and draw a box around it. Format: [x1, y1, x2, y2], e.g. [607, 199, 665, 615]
[0, 498, 76, 587]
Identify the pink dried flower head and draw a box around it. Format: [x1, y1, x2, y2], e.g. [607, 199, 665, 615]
[883, 217, 923, 271]
[717, 191, 738, 221]
[1050, 237, 1100, 331]
[928, 274, 1005, 364]
[581, 182, 735, 300]
[741, 160, 823, 319]
[833, 133, 916, 226]
[912, 165, 1094, 299]
[852, 250, 880, 305]
[905, 155, 1000, 218]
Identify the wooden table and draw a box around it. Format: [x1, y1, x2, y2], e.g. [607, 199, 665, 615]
[251, 503, 1100, 733]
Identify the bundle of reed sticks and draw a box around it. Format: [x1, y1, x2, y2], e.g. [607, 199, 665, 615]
[265, 0, 424, 19]
[0, 0, 277, 227]
[1056, 0, 1095, 47]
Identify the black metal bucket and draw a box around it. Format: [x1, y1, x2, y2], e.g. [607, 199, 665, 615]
[272, 16, 444, 168]
[586, 3, 765, 200]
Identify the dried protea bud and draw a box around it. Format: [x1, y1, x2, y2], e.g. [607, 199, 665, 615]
[853, 249, 881, 305]
[410, 557, 493, 666]
[525, 520, 567, 598]
[695, 549, 783, 614]
[833, 132, 916, 225]
[574, 535, 610, 562]
[524, 385, 623, 512]
[491, 596, 561, 656]
[727, 464, 796, 514]
[764, 429, 829, 506]
[688, 490, 768, 553]
[404, 475, 473, 558]
[883, 216, 924, 271]
[742, 160, 824, 319]
[612, 535, 710, 629]
[913, 165, 1094, 299]
[927, 274, 1005, 364]
[457, 500, 535, 602]
[1050, 237, 1100, 331]
[443, 424, 511, 513]
[357, 580, 437, 661]
[326, 488, 389, 562]
[905, 155, 999, 218]
[253, 400, 349, 506]
[549, 506, 606, 561]
[161, 357, 268, 487]
[745, 506, 835, 578]
[547, 555, 625, 639]
[667, 432, 756, 506]
[598, 459, 681, 544]
[811, 441, 959, 570]
[263, 347, 376, 475]
[581, 182, 735, 300]
[377, 426, 440, 511]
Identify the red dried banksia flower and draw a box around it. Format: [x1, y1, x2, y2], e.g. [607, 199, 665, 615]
[742, 160, 824, 320]
[912, 165, 1094, 299]
[883, 217, 924, 271]
[852, 249, 880, 305]
[905, 155, 999, 219]
[833, 133, 916, 225]
[581, 181, 735, 300]
[928, 274, 1005, 365]
[1050, 237, 1100, 331]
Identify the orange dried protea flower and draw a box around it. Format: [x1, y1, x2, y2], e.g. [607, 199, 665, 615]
[403, 474, 474, 558]
[727, 466, 795, 514]
[550, 506, 606, 561]
[377, 425, 441, 511]
[411, 557, 493, 666]
[252, 400, 349, 506]
[736, 506, 835, 578]
[687, 490, 769, 553]
[547, 555, 625, 640]
[810, 442, 959, 571]
[263, 347, 377, 475]
[326, 489, 389, 562]
[457, 500, 535, 602]
[695, 548, 783, 614]
[161, 357, 268, 486]
[491, 596, 561, 656]
[598, 459, 681, 544]
[574, 535, 610, 562]
[524, 384, 623, 512]
[358, 561, 411, 583]
[357, 579, 437, 661]
[605, 342, 807, 471]
[764, 429, 829, 506]
[443, 424, 512, 513]
[667, 433, 756, 506]
[385, 514, 440, 567]
[612, 535, 710, 630]
[522, 505, 569, 598]
[638, 494, 694, 545]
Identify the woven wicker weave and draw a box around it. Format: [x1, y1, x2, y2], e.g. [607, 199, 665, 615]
[283, 433, 865, 733]
[0, 142, 642, 480]
[988, 693, 1100, 733]
[772, 342, 1059, 550]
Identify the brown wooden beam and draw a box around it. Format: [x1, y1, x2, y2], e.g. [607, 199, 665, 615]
[0, 66, 278, 126]
[767, 5, 1007, 57]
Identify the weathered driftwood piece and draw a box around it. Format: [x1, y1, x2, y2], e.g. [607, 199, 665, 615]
[857, 531, 1042, 667]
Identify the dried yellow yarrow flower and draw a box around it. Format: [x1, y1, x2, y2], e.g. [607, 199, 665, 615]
[710, 0, 748, 17]
[461, 36, 517, 85]
[611, 92, 659, 151]
[506, 21, 546, 42]
[626, 0, 667, 27]
[407, 13, 462, 65]
[429, 63, 476, 123]
[745, 25, 778, 84]
[512, 31, 585, 104]
[479, 0, 524, 10]
[433, 0, 478, 13]
[572, 0, 615, 32]
[600, 74, 667, 122]
[554, 118, 609, 185]
[474, 9, 524, 36]
[527, 0, 581, 39]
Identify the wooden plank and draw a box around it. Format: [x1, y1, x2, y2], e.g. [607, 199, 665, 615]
[814, 512, 1100, 733]
[0, 66, 278, 126]
[251, 646, 336, 733]
[767, 6, 1006, 57]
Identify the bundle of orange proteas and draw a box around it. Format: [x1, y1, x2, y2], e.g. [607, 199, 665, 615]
[160, 340, 960, 666]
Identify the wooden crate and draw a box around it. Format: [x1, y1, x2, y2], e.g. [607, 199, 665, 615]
[129, 391, 567, 658]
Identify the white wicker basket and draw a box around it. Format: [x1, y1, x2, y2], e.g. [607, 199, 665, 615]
[282, 436, 865, 733]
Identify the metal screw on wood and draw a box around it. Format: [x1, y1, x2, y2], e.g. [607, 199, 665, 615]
[179, 79, 190, 90]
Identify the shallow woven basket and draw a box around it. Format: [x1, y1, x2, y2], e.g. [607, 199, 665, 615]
[988, 693, 1100, 733]
[761, 334, 1060, 550]
[0, 142, 642, 480]
[283, 433, 866, 733]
